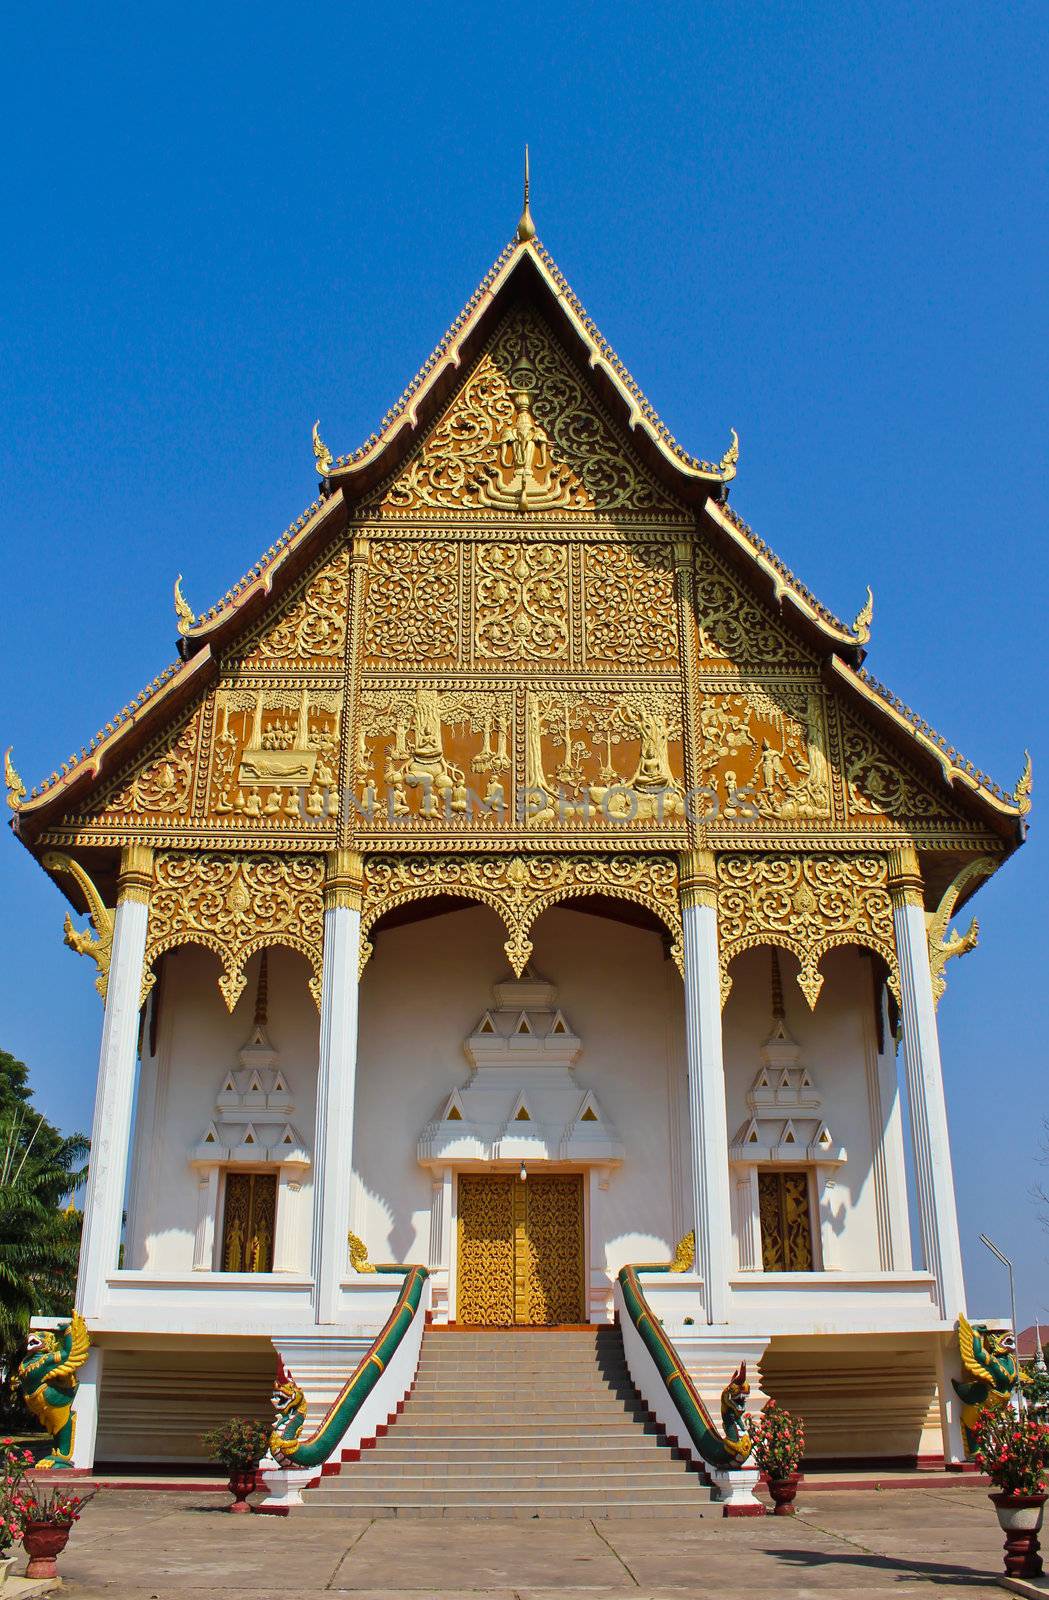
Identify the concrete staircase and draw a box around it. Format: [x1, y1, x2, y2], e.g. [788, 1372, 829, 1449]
[304, 1326, 715, 1517]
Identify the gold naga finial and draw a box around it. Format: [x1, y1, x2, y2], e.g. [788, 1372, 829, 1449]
[1014, 750, 1032, 817]
[670, 1230, 695, 1272]
[312, 419, 333, 477]
[4, 747, 26, 812]
[173, 574, 195, 637]
[852, 585, 874, 644]
[718, 428, 739, 480]
[517, 145, 536, 244]
[347, 1232, 376, 1274]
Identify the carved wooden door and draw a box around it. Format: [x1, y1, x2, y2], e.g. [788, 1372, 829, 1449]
[757, 1170, 814, 1271]
[457, 1173, 584, 1325]
[221, 1171, 277, 1272]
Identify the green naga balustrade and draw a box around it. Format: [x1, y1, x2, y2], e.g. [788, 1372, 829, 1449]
[618, 1233, 752, 1472]
[269, 1251, 428, 1471]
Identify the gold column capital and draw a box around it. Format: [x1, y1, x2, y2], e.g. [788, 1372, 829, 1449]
[325, 848, 364, 912]
[679, 848, 718, 911]
[887, 843, 924, 908]
[117, 842, 154, 905]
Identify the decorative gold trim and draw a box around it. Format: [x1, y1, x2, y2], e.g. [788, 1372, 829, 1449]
[41, 852, 115, 1002]
[324, 849, 364, 912]
[718, 430, 739, 482]
[360, 852, 683, 978]
[717, 852, 898, 1009]
[679, 849, 717, 911]
[348, 1232, 377, 1273]
[926, 856, 995, 1006]
[173, 575, 195, 637]
[670, 1230, 695, 1272]
[312, 420, 333, 478]
[886, 843, 923, 908]
[117, 842, 155, 905]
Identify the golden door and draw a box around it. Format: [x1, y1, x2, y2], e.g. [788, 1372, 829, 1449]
[757, 1170, 815, 1271]
[221, 1171, 277, 1272]
[456, 1173, 585, 1324]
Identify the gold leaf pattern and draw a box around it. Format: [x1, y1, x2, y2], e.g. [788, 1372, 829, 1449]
[363, 541, 459, 664]
[583, 543, 678, 665]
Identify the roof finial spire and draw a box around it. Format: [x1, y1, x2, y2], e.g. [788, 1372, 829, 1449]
[517, 145, 536, 243]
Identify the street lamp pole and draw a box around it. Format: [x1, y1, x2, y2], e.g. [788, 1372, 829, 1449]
[980, 1233, 1021, 1413]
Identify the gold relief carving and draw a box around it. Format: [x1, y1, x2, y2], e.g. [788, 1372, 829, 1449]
[457, 1175, 515, 1325]
[145, 852, 324, 1011]
[41, 852, 115, 1002]
[699, 682, 832, 822]
[362, 541, 459, 664]
[839, 712, 951, 824]
[92, 709, 200, 820]
[457, 1174, 584, 1326]
[925, 856, 995, 1006]
[716, 853, 898, 1010]
[357, 687, 512, 826]
[208, 687, 341, 823]
[520, 1174, 585, 1326]
[118, 841, 155, 904]
[679, 848, 717, 910]
[693, 546, 809, 666]
[360, 852, 683, 978]
[582, 543, 679, 666]
[382, 311, 680, 515]
[239, 549, 349, 663]
[524, 688, 686, 827]
[758, 1170, 814, 1272]
[474, 543, 568, 661]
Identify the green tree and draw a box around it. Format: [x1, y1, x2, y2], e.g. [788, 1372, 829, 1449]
[0, 1048, 88, 1414]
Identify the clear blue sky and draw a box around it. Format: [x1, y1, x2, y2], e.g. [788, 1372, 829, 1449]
[1, 3, 1046, 1321]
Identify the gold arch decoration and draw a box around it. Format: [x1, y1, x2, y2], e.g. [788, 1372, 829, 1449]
[716, 852, 898, 1010]
[359, 853, 683, 977]
[145, 851, 324, 1012]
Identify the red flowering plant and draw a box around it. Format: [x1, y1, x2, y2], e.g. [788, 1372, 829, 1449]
[970, 1405, 1049, 1497]
[750, 1400, 806, 1479]
[0, 1438, 35, 1553]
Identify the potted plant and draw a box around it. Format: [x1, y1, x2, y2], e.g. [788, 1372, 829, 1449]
[202, 1417, 271, 1513]
[0, 1438, 34, 1584]
[18, 1479, 94, 1580]
[971, 1403, 1049, 1578]
[751, 1399, 806, 1514]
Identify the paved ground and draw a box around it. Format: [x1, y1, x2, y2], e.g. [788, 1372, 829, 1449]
[6, 1483, 1013, 1598]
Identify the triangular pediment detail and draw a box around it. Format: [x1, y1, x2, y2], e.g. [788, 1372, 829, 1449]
[378, 309, 683, 517]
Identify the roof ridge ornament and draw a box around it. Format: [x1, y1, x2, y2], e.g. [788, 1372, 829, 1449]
[517, 145, 536, 243]
[4, 747, 25, 812]
[1014, 750, 1033, 817]
[173, 574, 196, 637]
[718, 428, 739, 481]
[312, 420, 333, 478]
[852, 585, 874, 644]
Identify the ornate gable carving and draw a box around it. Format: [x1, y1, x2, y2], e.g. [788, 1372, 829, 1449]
[236, 547, 349, 667]
[834, 704, 968, 827]
[380, 311, 682, 516]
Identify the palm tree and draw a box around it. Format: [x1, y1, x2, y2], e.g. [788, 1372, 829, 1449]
[0, 1109, 88, 1351]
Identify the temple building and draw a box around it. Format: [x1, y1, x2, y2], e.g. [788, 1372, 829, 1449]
[7, 188, 1030, 1499]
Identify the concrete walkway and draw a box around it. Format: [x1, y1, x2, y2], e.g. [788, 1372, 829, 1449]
[7, 1483, 1012, 1597]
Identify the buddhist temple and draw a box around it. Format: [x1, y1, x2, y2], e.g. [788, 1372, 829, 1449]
[7, 177, 1031, 1509]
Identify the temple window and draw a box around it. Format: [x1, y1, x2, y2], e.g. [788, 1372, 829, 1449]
[757, 1170, 815, 1271]
[221, 1171, 278, 1272]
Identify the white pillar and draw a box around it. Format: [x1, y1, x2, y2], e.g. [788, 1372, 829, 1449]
[312, 851, 363, 1325]
[889, 846, 966, 1322]
[274, 1168, 306, 1273]
[191, 1167, 219, 1269]
[70, 1347, 104, 1469]
[75, 845, 153, 1320]
[680, 851, 733, 1325]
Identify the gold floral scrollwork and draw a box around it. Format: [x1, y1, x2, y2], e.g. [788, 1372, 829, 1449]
[359, 853, 683, 979]
[716, 853, 898, 1010]
[925, 856, 995, 1006]
[144, 852, 324, 1012]
[41, 852, 115, 1002]
[363, 541, 459, 664]
[473, 543, 568, 661]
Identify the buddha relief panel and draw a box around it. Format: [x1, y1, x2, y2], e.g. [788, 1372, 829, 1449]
[698, 681, 834, 824]
[355, 686, 514, 827]
[205, 685, 343, 824]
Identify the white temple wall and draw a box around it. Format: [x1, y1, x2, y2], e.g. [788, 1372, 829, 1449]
[353, 904, 680, 1277]
[126, 945, 319, 1274]
[722, 944, 910, 1275]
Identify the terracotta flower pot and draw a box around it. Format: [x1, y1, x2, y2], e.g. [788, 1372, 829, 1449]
[767, 1473, 800, 1515]
[227, 1466, 257, 1513]
[990, 1491, 1048, 1578]
[22, 1519, 72, 1579]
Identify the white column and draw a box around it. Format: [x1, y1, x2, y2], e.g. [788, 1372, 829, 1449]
[70, 1347, 104, 1469]
[191, 1167, 219, 1269]
[312, 851, 363, 1325]
[274, 1168, 306, 1272]
[889, 846, 966, 1321]
[75, 845, 153, 1320]
[680, 851, 733, 1324]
